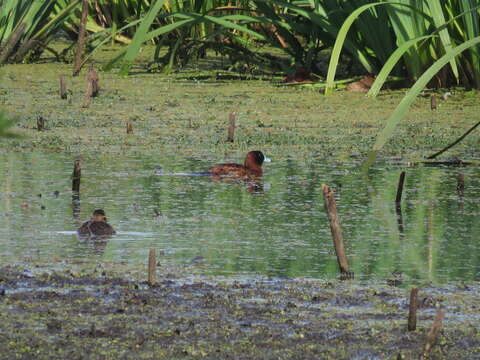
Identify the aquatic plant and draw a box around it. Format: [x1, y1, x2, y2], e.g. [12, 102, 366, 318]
[95, 0, 479, 92]
[0, 0, 81, 64]
[362, 36, 480, 169]
[325, 0, 480, 94]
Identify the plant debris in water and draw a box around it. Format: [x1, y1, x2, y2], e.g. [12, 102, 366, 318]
[1, 45, 479, 162]
[1, 264, 479, 359]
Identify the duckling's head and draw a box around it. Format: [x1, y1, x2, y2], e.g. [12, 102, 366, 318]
[92, 209, 107, 222]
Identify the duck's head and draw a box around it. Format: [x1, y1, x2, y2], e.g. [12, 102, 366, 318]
[244, 151, 271, 168]
[91, 209, 107, 222]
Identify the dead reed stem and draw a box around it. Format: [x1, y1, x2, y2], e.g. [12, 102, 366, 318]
[148, 248, 156, 286]
[59, 75, 67, 99]
[407, 286, 418, 331]
[321, 184, 352, 278]
[421, 307, 445, 359]
[36, 116, 45, 131]
[72, 159, 81, 193]
[396, 171, 406, 206]
[227, 112, 236, 142]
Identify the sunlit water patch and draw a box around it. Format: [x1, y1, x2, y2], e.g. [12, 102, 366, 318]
[1, 152, 479, 283]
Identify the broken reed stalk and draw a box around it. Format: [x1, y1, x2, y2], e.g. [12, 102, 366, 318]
[88, 66, 99, 97]
[321, 184, 352, 278]
[73, 0, 89, 76]
[227, 112, 236, 142]
[148, 248, 156, 286]
[36, 116, 45, 131]
[457, 173, 464, 197]
[427, 120, 480, 159]
[430, 95, 437, 110]
[72, 159, 81, 193]
[82, 67, 99, 107]
[421, 307, 445, 359]
[59, 75, 67, 99]
[82, 77, 93, 108]
[407, 286, 419, 331]
[126, 120, 133, 134]
[395, 171, 406, 207]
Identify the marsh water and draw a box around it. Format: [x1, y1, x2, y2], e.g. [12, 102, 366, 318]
[1, 152, 479, 283]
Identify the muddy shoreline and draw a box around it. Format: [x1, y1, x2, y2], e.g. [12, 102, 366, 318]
[1, 264, 479, 359]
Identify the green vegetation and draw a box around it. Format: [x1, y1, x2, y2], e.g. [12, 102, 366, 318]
[2, 0, 479, 163]
[1, 3, 480, 356]
[2, 0, 479, 87]
[0, 0, 81, 64]
[1, 54, 478, 160]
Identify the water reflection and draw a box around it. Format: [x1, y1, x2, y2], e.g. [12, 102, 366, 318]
[0, 152, 479, 283]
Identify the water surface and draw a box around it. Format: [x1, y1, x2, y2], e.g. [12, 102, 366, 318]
[1, 152, 479, 283]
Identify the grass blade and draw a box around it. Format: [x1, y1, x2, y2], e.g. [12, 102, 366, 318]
[361, 36, 480, 171]
[325, 2, 387, 95]
[367, 35, 435, 97]
[427, 0, 458, 81]
[119, 0, 167, 76]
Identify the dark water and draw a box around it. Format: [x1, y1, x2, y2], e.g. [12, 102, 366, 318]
[1, 152, 479, 283]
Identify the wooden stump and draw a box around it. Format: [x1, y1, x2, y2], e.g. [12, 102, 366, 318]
[321, 184, 353, 279]
[88, 66, 99, 97]
[148, 248, 156, 286]
[126, 120, 133, 134]
[407, 286, 419, 331]
[59, 75, 67, 99]
[395, 171, 406, 207]
[82, 79, 93, 108]
[227, 112, 236, 142]
[430, 95, 437, 110]
[72, 159, 81, 193]
[36, 116, 45, 131]
[420, 307, 445, 359]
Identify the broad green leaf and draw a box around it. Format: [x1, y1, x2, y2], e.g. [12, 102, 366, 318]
[119, 0, 167, 76]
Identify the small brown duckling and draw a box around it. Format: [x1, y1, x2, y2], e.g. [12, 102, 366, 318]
[77, 209, 116, 237]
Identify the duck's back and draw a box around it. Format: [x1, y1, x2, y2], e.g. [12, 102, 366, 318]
[77, 221, 116, 236]
[208, 163, 247, 176]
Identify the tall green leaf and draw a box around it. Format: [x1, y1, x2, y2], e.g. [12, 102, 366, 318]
[361, 36, 480, 171]
[119, 0, 167, 76]
[427, 0, 458, 81]
[325, 1, 430, 95]
[367, 35, 436, 97]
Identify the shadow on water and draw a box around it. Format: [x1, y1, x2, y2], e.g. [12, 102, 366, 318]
[1, 152, 479, 283]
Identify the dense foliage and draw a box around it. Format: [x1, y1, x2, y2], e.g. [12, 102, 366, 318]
[1, 0, 478, 88]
